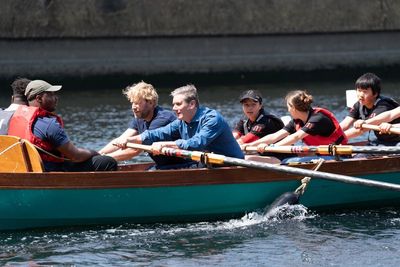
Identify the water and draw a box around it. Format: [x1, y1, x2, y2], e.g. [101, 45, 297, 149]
[1, 207, 400, 266]
[1, 78, 400, 266]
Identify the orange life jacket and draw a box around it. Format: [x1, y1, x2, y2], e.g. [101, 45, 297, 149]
[8, 105, 65, 162]
[295, 107, 348, 146]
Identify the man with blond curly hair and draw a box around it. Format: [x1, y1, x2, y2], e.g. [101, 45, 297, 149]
[99, 81, 190, 168]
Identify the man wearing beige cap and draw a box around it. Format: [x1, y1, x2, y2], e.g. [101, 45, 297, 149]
[8, 79, 117, 172]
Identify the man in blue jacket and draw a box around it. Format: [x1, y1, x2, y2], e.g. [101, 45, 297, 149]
[116, 84, 244, 167]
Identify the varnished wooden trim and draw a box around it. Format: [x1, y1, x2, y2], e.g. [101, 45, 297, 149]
[0, 156, 399, 189]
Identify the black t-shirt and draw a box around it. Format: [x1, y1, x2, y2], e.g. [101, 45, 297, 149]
[234, 109, 284, 139]
[348, 96, 400, 142]
[284, 109, 336, 137]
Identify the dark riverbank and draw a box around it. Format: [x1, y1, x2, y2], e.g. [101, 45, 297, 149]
[2, 66, 400, 92]
[2, 31, 400, 85]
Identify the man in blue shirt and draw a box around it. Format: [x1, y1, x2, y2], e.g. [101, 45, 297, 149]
[116, 84, 244, 163]
[99, 81, 190, 169]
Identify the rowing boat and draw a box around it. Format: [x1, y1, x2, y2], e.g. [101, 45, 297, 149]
[1, 135, 400, 230]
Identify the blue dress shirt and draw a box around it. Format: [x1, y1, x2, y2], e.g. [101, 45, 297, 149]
[140, 107, 244, 159]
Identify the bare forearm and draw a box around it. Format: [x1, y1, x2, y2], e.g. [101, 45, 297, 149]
[340, 116, 355, 131]
[105, 148, 141, 161]
[344, 127, 365, 139]
[275, 130, 306, 146]
[98, 141, 119, 154]
[99, 129, 138, 154]
[58, 142, 98, 162]
[250, 132, 282, 146]
[275, 135, 298, 146]
[127, 135, 143, 143]
[68, 148, 97, 162]
[365, 110, 398, 125]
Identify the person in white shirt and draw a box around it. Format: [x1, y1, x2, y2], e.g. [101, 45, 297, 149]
[0, 78, 31, 134]
[5, 77, 31, 111]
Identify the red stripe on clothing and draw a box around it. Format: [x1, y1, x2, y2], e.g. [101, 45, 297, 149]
[240, 133, 260, 143]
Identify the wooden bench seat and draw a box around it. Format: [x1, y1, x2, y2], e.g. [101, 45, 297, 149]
[0, 135, 44, 172]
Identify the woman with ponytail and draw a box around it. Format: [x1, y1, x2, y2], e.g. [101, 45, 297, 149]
[244, 90, 347, 163]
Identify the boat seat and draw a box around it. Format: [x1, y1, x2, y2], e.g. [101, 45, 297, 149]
[0, 135, 44, 173]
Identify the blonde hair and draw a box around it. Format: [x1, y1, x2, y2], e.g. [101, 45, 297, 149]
[123, 81, 158, 105]
[170, 84, 200, 107]
[285, 90, 313, 112]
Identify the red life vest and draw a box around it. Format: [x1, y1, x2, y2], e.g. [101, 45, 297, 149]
[8, 105, 65, 163]
[295, 107, 348, 146]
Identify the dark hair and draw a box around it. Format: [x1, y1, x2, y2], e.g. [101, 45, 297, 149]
[355, 73, 381, 97]
[10, 78, 31, 104]
[285, 90, 313, 112]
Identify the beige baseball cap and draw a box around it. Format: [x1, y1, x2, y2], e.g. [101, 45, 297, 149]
[25, 80, 62, 100]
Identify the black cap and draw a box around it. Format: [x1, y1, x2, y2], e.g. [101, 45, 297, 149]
[239, 90, 262, 104]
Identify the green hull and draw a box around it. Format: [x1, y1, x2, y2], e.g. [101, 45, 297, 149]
[1, 172, 400, 230]
[1, 157, 400, 230]
[0, 181, 297, 230]
[301, 172, 400, 208]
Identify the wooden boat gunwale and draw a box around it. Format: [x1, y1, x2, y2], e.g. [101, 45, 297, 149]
[0, 155, 400, 189]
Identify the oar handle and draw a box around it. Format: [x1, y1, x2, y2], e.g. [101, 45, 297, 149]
[244, 145, 357, 155]
[243, 145, 313, 154]
[242, 146, 259, 152]
[125, 143, 152, 152]
[126, 142, 226, 165]
[362, 124, 400, 135]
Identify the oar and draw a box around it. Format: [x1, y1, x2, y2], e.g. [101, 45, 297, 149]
[361, 123, 400, 135]
[243, 144, 400, 155]
[127, 143, 400, 192]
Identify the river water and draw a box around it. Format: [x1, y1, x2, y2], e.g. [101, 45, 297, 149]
[1, 78, 400, 266]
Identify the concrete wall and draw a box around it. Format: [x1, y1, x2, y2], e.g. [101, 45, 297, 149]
[1, 0, 400, 81]
[2, 0, 400, 37]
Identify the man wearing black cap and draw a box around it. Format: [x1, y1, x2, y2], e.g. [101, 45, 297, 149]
[7, 79, 117, 172]
[233, 90, 284, 145]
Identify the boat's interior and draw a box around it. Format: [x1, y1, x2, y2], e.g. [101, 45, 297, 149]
[0, 135, 160, 173]
[0, 135, 44, 172]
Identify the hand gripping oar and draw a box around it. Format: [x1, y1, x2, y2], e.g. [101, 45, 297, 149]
[361, 123, 400, 135]
[243, 144, 400, 155]
[127, 143, 400, 192]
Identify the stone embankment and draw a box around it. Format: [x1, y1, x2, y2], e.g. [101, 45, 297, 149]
[1, 0, 400, 80]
